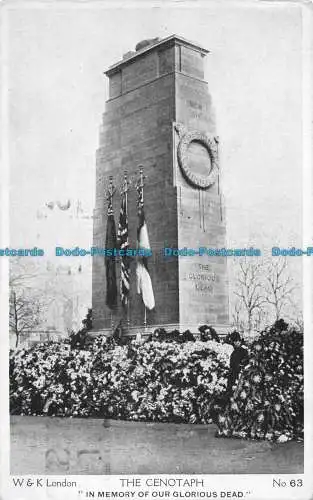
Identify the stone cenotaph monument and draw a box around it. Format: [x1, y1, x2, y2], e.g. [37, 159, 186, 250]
[92, 35, 229, 334]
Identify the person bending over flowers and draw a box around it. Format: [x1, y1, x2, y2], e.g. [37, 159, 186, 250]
[198, 325, 220, 343]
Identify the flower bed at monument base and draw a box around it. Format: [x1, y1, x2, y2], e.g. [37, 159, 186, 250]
[10, 339, 232, 424]
[9, 323, 303, 442]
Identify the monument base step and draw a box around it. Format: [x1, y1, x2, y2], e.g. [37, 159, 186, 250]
[88, 323, 231, 339]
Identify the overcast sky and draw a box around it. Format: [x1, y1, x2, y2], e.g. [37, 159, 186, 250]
[5, 2, 304, 304]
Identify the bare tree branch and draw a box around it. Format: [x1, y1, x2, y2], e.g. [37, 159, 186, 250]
[234, 258, 266, 333]
[265, 257, 296, 321]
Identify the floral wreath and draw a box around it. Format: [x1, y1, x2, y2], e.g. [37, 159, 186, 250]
[175, 124, 219, 190]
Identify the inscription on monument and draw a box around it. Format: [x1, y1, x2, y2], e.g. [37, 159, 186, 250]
[188, 272, 216, 281]
[187, 100, 204, 120]
[183, 263, 216, 294]
[188, 100, 202, 110]
[195, 282, 213, 293]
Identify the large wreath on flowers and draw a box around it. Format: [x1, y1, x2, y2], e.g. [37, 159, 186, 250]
[176, 125, 219, 189]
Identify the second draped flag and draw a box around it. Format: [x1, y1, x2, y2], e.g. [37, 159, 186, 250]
[136, 173, 155, 311]
[117, 188, 130, 307]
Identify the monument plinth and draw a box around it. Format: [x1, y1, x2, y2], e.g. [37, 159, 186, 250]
[92, 35, 229, 334]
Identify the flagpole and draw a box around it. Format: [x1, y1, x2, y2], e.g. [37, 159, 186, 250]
[106, 175, 117, 332]
[139, 165, 144, 203]
[127, 301, 130, 332]
[108, 175, 114, 335]
[125, 171, 131, 333]
[144, 305, 147, 331]
[138, 166, 145, 332]
[136, 165, 154, 331]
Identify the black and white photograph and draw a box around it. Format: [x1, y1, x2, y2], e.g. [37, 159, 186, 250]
[0, 1, 312, 499]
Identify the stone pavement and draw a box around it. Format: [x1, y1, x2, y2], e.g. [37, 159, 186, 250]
[10, 416, 303, 475]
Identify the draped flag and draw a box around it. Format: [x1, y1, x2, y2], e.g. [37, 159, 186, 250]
[105, 197, 118, 309]
[117, 190, 130, 307]
[136, 261, 155, 310]
[136, 174, 155, 310]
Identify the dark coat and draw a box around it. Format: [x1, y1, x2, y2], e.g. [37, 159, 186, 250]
[227, 345, 248, 392]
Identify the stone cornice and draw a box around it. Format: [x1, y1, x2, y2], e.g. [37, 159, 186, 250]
[105, 34, 210, 77]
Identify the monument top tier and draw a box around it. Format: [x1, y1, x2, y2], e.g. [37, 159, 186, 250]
[104, 35, 210, 99]
[105, 34, 210, 76]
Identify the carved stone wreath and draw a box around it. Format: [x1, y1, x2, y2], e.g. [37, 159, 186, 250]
[175, 123, 219, 189]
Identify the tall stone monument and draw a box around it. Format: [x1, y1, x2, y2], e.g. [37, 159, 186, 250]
[92, 35, 229, 333]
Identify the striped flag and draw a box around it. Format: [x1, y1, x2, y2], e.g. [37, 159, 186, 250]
[136, 180, 155, 310]
[105, 197, 118, 309]
[117, 191, 130, 307]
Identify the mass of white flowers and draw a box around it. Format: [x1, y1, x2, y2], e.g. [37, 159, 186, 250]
[10, 337, 232, 424]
